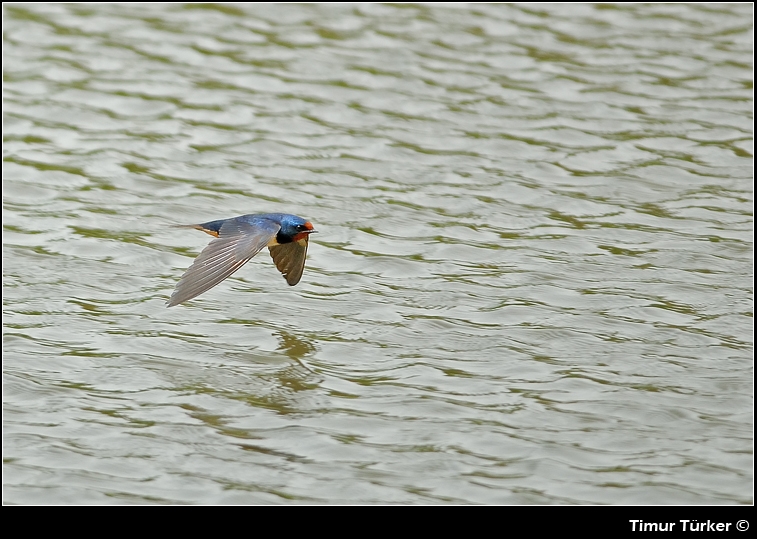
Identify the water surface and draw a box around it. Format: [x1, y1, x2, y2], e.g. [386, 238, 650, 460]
[3, 3, 753, 504]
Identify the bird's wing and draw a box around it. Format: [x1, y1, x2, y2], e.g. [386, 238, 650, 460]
[268, 237, 310, 286]
[167, 218, 280, 307]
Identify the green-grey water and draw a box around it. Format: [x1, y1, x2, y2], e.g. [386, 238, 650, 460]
[3, 3, 752, 504]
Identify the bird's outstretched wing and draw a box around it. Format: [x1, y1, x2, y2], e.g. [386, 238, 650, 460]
[268, 237, 310, 286]
[167, 218, 280, 307]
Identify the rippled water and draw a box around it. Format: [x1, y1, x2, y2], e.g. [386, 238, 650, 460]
[3, 3, 752, 504]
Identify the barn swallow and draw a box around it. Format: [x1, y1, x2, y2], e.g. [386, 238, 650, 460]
[167, 213, 317, 307]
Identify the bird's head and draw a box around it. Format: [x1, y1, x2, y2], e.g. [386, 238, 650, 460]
[279, 216, 318, 243]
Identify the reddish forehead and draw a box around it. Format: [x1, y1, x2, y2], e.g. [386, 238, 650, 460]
[303, 221, 315, 230]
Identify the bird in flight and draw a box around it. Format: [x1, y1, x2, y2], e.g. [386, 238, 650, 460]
[167, 213, 317, 307]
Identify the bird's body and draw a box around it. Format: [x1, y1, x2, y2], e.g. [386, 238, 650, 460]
[167, 213, 317, 307]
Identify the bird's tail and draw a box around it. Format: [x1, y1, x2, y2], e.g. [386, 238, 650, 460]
[170, 222, 222, 237]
